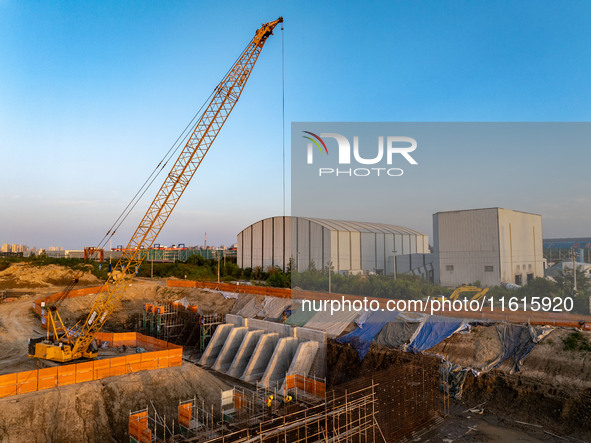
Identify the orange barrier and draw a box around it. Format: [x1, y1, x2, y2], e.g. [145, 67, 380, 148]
[284, 374, 326, 398]
[178, 402, 192, 430]
[0, 332, 183, 400]
[167, 279, 293, 298]
[129, 410, 152, 443]
[168, 280, 591, 329]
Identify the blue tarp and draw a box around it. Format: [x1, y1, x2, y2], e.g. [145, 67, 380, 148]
[484, 323, 554, 373]
[407, 315, 468, 352]
[336, 310, 400, 360]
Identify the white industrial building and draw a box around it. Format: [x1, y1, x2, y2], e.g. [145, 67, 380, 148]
[433, 208, 544, 287]
[237, 216, 430, 275]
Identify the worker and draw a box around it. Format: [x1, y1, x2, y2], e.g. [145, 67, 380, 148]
[265, 395, 273, 407]
[284, 394, 292, 404]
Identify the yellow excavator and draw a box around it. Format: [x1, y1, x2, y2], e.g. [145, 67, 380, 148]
[448, 285, 489, 301]
[28, 17, 283, 363]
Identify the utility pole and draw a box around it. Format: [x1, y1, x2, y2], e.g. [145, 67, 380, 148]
[217, 251, 221, 284]
[572, 247, 578, 294]
[328, 261, 333, 294]
[392, 250, 397, 280]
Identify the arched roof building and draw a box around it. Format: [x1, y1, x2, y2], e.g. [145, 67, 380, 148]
[237, 216, 429, 274]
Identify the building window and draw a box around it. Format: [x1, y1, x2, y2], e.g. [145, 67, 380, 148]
[484, 266, 493, 272]
[528, 264, 532, 270]
[446, 265, 454, 271]
[516, 265, 520, 271]
[515, 274, 522, 285]
[527, 273, 534, 283]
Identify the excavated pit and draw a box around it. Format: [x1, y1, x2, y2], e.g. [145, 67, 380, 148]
[2, 264, 591, 441]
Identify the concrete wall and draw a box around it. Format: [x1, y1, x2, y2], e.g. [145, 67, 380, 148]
[434, 208, 543, 287]
[201, 316, 327, 382]
[498, 208, 544, 285]
[199, 323, 234, 367]
[241, 333, 279, 382]
[259, 337, 299, 388]
[434, 208, 501, 287]
[227, 329, 264, 378]
[212, 326, 248, 372]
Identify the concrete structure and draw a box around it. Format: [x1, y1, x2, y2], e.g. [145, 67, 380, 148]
[201, 317, 326, 385]
[227, 329, 265, 378]
[433, 208, 543, 287]
[281, 341, 320, 389]
[241, 333, 280, 382]
[199, 323, 234, 367]
[212, 327, 248, 372]
[259, 337, 299, 388]
[238, 216, 429, 274]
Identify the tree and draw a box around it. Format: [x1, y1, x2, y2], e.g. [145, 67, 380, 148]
[554, 266, 590, 296]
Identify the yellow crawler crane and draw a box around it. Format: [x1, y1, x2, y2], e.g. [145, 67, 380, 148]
[28, 17, 283, 362]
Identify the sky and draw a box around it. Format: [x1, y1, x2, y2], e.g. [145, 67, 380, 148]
[1, 1, 591, 250]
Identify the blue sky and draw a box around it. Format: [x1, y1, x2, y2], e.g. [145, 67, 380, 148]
[1, 1, 590, 249]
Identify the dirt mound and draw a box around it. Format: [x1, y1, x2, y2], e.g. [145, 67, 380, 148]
[429, 325, 503, 371]
[0, 363, 230, 443]
[0, 263, 99, 289]
[54, 280, 236, 331]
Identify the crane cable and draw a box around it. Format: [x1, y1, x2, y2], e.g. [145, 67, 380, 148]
[282, 22, 286, 217]
[93, 39, 254, 253]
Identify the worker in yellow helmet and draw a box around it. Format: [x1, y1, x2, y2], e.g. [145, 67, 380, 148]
[284, 395, 293, 403]
[266, 395, 273, 407]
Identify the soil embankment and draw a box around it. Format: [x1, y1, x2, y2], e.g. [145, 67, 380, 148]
[0, 363, 229, 442]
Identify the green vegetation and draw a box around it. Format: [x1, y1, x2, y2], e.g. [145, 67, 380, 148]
[291, 261, 448, 299]
[1, 256, 589, 314]
[136, 254, 243, 282]
[563, 331, 591, 352]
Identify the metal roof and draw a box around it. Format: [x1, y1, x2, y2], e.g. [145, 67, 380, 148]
[299, 217, 426, 236]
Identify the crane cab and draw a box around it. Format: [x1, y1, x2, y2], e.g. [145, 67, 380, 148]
[27, 336, 98, 362]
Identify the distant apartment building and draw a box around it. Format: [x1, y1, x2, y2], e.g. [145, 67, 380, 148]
[0, 244, 10, 253]
[433, 208, 544, 287]
[11, 244, 28, 253]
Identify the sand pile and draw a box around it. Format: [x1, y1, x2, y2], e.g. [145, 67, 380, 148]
[0, 263, 99, 288]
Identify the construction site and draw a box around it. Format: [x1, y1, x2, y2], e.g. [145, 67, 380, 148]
[2, 11, 591, 443]
[1, 263, 591, 442]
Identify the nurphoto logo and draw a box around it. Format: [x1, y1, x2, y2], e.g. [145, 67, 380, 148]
[302, 131, 418, 177]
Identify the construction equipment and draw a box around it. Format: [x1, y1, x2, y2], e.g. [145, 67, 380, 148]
[448, 285, 489, 301]
[28, 17, 283, 362]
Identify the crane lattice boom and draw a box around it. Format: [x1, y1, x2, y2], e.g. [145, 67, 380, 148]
[30, 17, 283, 362]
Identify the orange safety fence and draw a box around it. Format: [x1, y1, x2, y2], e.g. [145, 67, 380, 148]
[167, 280, 591, 329]
[94, 331, 182, 351]
[284, 374, 326, 398]
[167, 279, 293, 299]
[234, 391, 248, 410]
[129, 410, 152, 443]
[178, 402, 192, 430]
[0, 333, 183, 400]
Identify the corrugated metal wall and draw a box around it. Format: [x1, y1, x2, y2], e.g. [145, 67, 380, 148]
[237, 216, 429, 275]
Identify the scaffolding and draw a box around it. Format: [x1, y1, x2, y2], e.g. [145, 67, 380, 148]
[139, 302, 223, 352]
[128, 352, 445, 442]
[130, 381, 378, 443]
